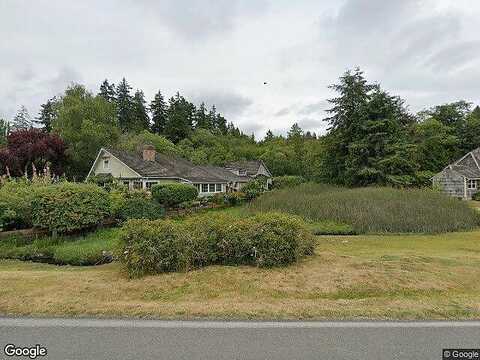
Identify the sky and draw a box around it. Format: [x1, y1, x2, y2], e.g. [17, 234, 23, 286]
[1, 0, 480, 139]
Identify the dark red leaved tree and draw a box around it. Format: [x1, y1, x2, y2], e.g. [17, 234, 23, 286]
[0, 128, 67, 177]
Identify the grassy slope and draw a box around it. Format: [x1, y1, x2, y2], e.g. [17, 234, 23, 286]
[250, 184, 480, 234]
[2, 230, 480, 319]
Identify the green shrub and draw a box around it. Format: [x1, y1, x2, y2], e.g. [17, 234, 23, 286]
[118, 212, 315, 277]
[32, 183, 110, 234]
[272, 176, 306, 189]
[247, 212, 315, 267]
[120, 219, 189, 277]
[111, 190, 164, 221]
[473, 192, 480, 201]
[0, 180, 49, 230]
[224, 192, 246, 206]
[151, 183, 198, 207]
[242, 179, 265, 200]
[211, 193, 226, 205]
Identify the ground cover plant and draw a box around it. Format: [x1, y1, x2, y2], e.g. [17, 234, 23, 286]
[0, 228, 119, 266]
[249, 183, 480, 233]
[119, 212, 315, 278]
[1, 230, 480, 319]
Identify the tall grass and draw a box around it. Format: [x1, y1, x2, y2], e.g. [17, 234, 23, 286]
[249, 183, 480, 234]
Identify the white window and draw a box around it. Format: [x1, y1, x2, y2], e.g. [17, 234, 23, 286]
[133, 181, 142, 190]
[209, 184, 215, 192]
[146, 181, 157, 190]
[202, 184, 208, 193]
[468, 179, 477, 189]
[103, 159, 110, 169]
[194, 184, 200, 192]
[216, 184, 222, 192]
[122, 181, 130, 189]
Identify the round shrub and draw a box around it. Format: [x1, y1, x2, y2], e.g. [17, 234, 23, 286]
[151, 183, 198, 207]
[120, 219, 189, 277]
[473, 192, 480, 201]
[110, 190, 164, 221]
[247, 212, 315, 267]
[31, 183, 110, 234]
[242, 179, 265, 200]
[272, 175, 306, 189]
[0, 180, 49, 230]
[224, 192, 246, 206]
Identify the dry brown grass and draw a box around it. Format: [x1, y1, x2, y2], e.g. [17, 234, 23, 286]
[1, 230, 480, 320]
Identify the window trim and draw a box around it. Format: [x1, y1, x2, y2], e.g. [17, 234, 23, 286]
[467, 179, 477, 190]
[216, 183, 222, 192]
[201, 184, 208, 193]
[103, 159, 110, 170]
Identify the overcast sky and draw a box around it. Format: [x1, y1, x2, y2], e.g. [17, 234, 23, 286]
[1, 0, 479, 138]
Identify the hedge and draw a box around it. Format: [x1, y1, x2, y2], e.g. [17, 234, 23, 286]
[0, 180, 49, 230]
[32, 183, 110, 234]
[110, 189, 164, 221]
[119, 212, 315, 277]
[151, 183, 198, 207]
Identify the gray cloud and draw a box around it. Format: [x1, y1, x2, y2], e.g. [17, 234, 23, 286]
[188, 90, 253, 117]
[2, 0, 480, 137]
[135, 0, 268, 41]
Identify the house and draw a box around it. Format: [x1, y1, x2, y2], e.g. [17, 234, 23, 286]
[225, 160, 273, 189]
[432, 147, 480, 200]
[86, 145, 271, 196]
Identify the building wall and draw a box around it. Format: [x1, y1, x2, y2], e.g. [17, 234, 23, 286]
[92, 150, 140, 179]
[257, 164, 271, 177]
[432, 170, 465, 199]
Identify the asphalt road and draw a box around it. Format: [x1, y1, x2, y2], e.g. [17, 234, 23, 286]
[1, 318, 480, 360]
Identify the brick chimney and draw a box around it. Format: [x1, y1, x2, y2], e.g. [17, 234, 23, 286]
[142, 145, 156, 161]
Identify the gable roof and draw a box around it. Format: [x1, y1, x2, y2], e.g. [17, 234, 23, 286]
[103, 148, 248, 183]
[226, 160, 271, 177]
[442, 147, 480, 179]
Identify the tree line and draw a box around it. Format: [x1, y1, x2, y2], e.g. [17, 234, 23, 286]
[1, 69, 479, 186]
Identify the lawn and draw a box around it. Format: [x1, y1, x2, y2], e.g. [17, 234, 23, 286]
[2, 230, 480, 319]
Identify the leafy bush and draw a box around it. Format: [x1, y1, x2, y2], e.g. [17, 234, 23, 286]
[110, 189, 164, 221]
[151, 183, 198, 207]
[120, 219, 189, 277]
[32, 183, 110, 234]
[119, 212, 315, 277]
[473, 192, 480, 201]
[211, 193, 226, 205]
[0, 228, 119, 265]
[250, 183, 480, 234]
[224, 192, 246, 206]
[87, 174, 122, 192]
[0, 180, 50, 230]
[272, 176, 306, 189]
[242, 179, 265, 200]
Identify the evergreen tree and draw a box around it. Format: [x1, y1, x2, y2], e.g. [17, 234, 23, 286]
[323, 68, 414, 186]
[264, 129, 274, 141]
[150, 90, 168, 134]
[207, 105, 217, 131]
[215, 113, 228, 134]
[195, 102, 209, 130]
[36, 97, 57, 132]
[116, 78, 134, 131]
[132, 90, 150, 131]
[98, 79, 116, 102]
[12, 105, 32, 130]
[164, 92, 195, 143]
